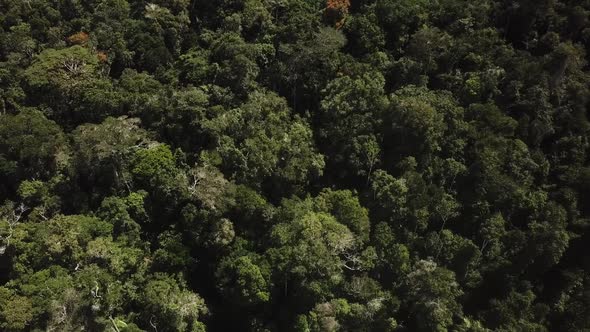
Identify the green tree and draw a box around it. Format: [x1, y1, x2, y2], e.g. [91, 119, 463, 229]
[319, 70, 387, 179]
[401, 260, 464, 332]
[216, 254, 271, 307]
[141, 274, 207, 332]
[72, 116, 151, 196]
[0, 109, 68, 185]
[0, 292, 33, 331]
[267, 209, 355, 305]
[206, 90, 324, 193]
[314, 189, 370, 244]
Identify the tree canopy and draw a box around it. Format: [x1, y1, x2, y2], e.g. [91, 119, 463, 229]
[1, 0, 590, 331]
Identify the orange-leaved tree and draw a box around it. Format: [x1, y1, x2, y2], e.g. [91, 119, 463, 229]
[325, 0, 350, 29]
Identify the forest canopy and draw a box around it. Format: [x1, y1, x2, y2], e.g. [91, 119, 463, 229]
[1, 0, 590, 331]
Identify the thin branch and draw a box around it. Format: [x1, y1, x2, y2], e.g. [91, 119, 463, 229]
[149, 315, 158, 332]
[109, 316, 121, 332]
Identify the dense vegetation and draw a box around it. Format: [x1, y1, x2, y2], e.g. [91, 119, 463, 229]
[1, 0, 590, 331]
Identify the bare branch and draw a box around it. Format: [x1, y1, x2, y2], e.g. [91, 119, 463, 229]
[150, 315, 158, 332]
[0, 202, 29, 254]
[109, 316, 121, 332]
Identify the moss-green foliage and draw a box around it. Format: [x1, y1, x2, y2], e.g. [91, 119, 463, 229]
[24, 46, 99, 89]
[131, 144, 177, 181]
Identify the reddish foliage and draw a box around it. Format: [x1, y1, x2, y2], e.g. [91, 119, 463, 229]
[67, 31, 90, 45]
[97, 51, 108, 63]
[326, 0, 350, 11]
[325, 0, 350, 29]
